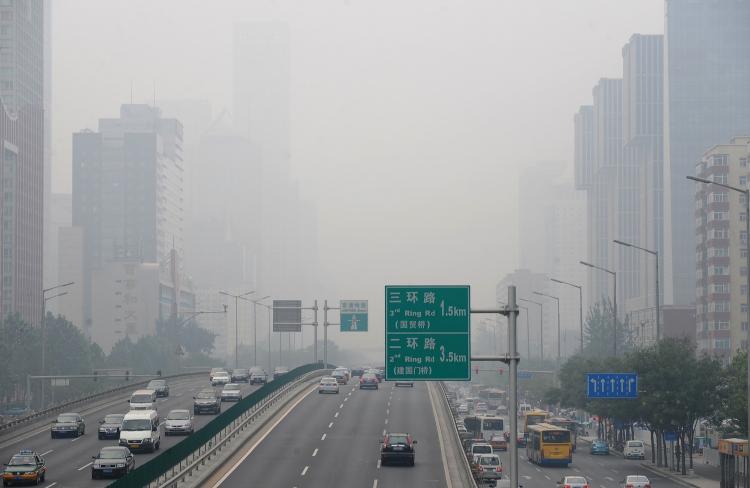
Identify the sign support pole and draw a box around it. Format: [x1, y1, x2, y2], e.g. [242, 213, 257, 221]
[313, 300, 318, 364]
[324, 300, 329, 367]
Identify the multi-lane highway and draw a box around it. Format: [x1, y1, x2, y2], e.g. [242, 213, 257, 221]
[0, 376, 261, 488]
[209, 379, 448, 488]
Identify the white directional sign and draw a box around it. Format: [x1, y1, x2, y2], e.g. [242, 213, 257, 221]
[340, 300, 368, 332]
[273, 300, 302, 332]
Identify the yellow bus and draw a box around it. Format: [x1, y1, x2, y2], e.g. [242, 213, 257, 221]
[526, 423, 573, 467]
[522, 410, 549, 434]
[547, 417, 578, 452]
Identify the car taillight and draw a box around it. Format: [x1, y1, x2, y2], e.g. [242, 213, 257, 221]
[644, 485, 651, 488]
[497, 467, 503, 472]
[564, 484, 571, 488]
[583, 485, 589, 488]
[626, 484, 634, 488]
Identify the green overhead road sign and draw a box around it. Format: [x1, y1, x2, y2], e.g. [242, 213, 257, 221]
[341, 300, 368, 332]
[385, 285, 471, 381]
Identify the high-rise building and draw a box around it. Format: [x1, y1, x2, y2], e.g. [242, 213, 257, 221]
[72, 104, 192, 348]
[0, 0, 44, 325]
[694, 136, 750, 364]
[663, 0, 750, 306]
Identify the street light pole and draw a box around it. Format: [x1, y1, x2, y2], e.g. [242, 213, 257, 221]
[519, 298, 544, 361]
[613, 239, 660, 342]
[687, 174, 750, 437]
[250, 296, 270, 366]
[551, 278, 584, 353]
[219, 290, 255, 369]
[534, 291, 561, 364]
[580, 260, 618, 356]
[40, 281, 74, 408]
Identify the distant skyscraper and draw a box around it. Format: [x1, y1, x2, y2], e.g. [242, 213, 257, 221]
[663, 0, 750, 306]
[0, 0, 44, 325]
[73, 105, 192, 346]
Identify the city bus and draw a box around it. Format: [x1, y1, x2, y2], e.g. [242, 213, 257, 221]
[547, 417, 578, 451]
[523, 410, 550, 434]
[526, 423, 573, 466]
[479, 388, 506, 411]
[463, 415, 504, 441]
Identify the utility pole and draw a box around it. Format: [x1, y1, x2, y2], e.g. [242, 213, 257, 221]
[219, 290, 255, 369]
[40, 281, 74, 408]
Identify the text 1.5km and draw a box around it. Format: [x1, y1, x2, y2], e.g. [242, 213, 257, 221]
[439, 301, 467, 317]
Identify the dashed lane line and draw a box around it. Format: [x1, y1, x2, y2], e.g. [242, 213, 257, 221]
[44, 483, 57, 488]
[373, 479, 378, 488]
[77, 462, 92, 471]
[312, 448, 318, 457]
[328, 422, 334, 429]
[334, 412, 339, 418]
[321, 433, 327, 441]
[301, 466, 309, 476]
[40, 449, 53, 456]
[377, 459, 381, 469]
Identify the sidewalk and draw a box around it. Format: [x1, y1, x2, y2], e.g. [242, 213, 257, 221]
[639, 462, 718, 488]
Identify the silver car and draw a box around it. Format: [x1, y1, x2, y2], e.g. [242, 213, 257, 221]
[164, 409, 194, 436]
[318, 379, 340, 394]
[620, 475, 650, 488]
[220, 383, 243, 402]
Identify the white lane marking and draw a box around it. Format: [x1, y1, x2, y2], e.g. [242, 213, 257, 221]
[377, 459, 382, 469]
[321, 433, 327, 441]
[40, 449, 53, 456]
[211, 385, 316, 487]
[301, 466, 309, 476]
[71, 436, 82, 442]
[328, 422, 334, 428]
[545, 475, 551, 480]
[523, 476, 532, 480]
[536, 467, 541, 472]
[77, 461, 93, 471]
[344, 397, 348, 402]
[574, 468, 581, 473]
[382, 429, 386, 436]
[373, 480, 378, 488]
[605, 476, 614, 481]
[44, 483, 57, 488]
[384, 419, 388, 425]
[340, 403, 344, 408]
[334, 412, 339, 418]
[611, 469, 619, 473]
[600, 485, 606, 488]
[386, 409, 389, 415]
[312, 448, 318, 457]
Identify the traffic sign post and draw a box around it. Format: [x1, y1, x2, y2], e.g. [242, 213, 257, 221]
[586, 373, 638, 398]
[340, 300, 368, 332]
[385, 285, 470, 381]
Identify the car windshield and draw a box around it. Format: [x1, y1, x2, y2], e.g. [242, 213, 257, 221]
[121, 419, 152, 431]
[131, 394, 152, 403]
[148, 380, 165, 387]
[473, 445, 492, 454]
[197, 391, 216, 399]
[363, 374, 376, 379]
[566, 477, 586, 483]
[8, 455, 35, 466]
[104, 414, 124, 424]
[482, 419, 503, 430]
[224, 384, 240, 390]
[235, 369, 249, 374]
[628, 441, 643, 447]
[480, 456, 500, 466]
[388, 435, 408, 445]
[490, 435, 504, 442]
[99, 449, 126, 459]
[168, 411, 190, 420]
[57, 414, 78, 423]
[629, 476, 649, 483]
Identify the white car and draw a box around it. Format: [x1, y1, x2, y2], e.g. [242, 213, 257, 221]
[318, 379, 340, 394]
[623, 440, 646, 460]
[458, 404, 469, 414]
[558, 476, 589, 488]
[211, 373, 231, 386]
[620, 475, 650, 488]
[220, 383, 243, 402]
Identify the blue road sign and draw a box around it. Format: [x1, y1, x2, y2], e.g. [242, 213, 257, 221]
[664, 431, 678, 442]
[586, 373, 638, 399]
[340, 300, 368, 332]
[517, 371, 533, 380]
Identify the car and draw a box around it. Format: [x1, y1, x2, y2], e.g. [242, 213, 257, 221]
[318, 378, 340, 394]
[211, 372, 231, 386]
[558, 476, 589, 488]
[590, 439, 610, 455]
[98, 413, 125, 440]
[333, 367, 351, 382]
[505, 430, 527, 447]
[474, 453, 503, 481]
[164, 409, 194, 436]
[623, 440, 646, 460]
[231, 368, 250, 383]
[476, 402, 489, 414]
[51, 412, 85, 438]
[91, 446, 135, 479]
[118, 410, 160, 453]
[146, 379, 169, 397]
[221, 383, 243, 402]
[193, 388, 221, 414]
[469, 442, 493, 460]
[273, 367, 289, 380]
[351, 367, 365, 377]
[489, 434, 508, 452]
[249, 368, 268, 385]
[380, 432, 417, 466]
[458, 404, 469, 414]
[332, 370, 348, 385]
[620, 475, 651, 488]
[209, 368, 228, 382]
[395, 379, 414, 387]
[2, 449, 46, 486]
[128, 389, 157, 411]
[366, 369, 384, 382]
[359, 372, 379, 389]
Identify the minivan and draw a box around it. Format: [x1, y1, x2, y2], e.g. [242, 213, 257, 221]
[128, 389, 157, 412]
[119, 410, 160, 453]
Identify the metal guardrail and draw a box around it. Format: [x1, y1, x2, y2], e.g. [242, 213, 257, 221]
[0, 371, 208, 435]
[438, 381, 480, 488]
[108, 363, 328, 488]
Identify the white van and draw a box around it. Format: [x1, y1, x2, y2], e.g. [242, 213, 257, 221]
[119, 410, 160, 453]
[129, 389, 157, 411]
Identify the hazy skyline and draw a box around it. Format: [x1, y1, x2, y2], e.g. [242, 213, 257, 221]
[51, 1, 664, 341]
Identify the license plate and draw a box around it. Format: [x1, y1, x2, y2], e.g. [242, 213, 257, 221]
[130, 444, 139, 448]
[393, 446, 404, 451]
[103, 469, 112, 474]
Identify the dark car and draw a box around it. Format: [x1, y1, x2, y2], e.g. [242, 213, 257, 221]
[51, 412, 85, 438]
[193, 389, 221, 415]
[147, 379, 169, 397]
[380, 432, 417, 466]
[231, 368, 250, 383]
[331, 370, 348, 385]
[2, 449, 46, 486]
[91, 446, 135, 479]
[359, 373, 379, 390]
[98, 414, 125, 440]
[350, 367, 365, 377]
